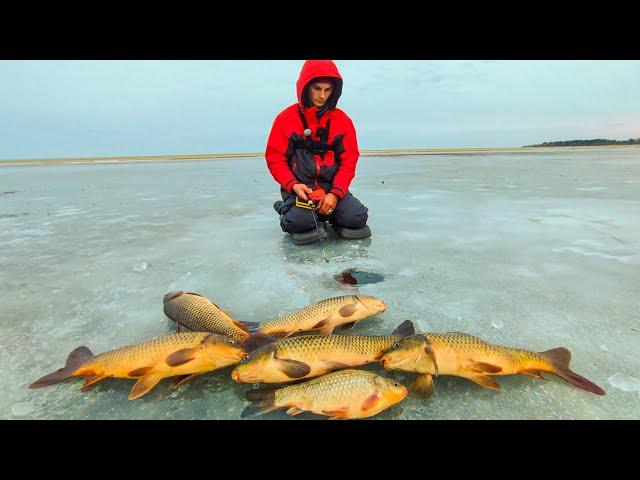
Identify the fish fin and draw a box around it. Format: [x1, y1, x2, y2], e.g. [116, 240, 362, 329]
[129, 374, 163, 400]
[81, 374, 107, 391]
[469, 375, 500, 390]
[128, 366, 155, 377]
[519, 369, 545, 379]
[339, 321, 357, 330]
[392, 320, 415, 339]
[410, 374, 435, 398]
[240, 321, 262, 333]
[322, 407, 350, 419]
[312, 318, 334, 335]
[171, 373, 203, 387]
[242, 388, 278, 418]
[470, 362, 503, 374]
[29, 346, 94, 389]
[185, 291, 204, 297]
[322, 360, 350, 372]
[540, 347, 605, 395]
[241, 334, 278, 352]
[165, 348, 199, 367]
[163, 291, 186, 303]
[230, 319, 249, 333]
[275, 358, 311, 379]
[339, 303, 358, 317]
[286, 407, 305, 416]
[361, 392, 380, 411]
[175, 322, 195, 333]
[423, 344, 439, 376]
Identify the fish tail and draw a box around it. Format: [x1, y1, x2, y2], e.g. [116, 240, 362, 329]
[540, 347, 606, 395]
[240, 333, 279, 352]
[392, 320, 415, 339]
[241, 387, 280, 418]
[29, 346, 94, 389]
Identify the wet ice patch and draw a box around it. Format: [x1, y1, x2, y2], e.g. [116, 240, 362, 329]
[491, 319, 504, 330]
[552, 246, 640, 265]
[608, 373, 640, 392]
[599, 344, 608, 351]
[55, 206, 84, 217]
[133, 262, 149, 272]
[12, 402, 37, 417]
[576, 187, 607, 192]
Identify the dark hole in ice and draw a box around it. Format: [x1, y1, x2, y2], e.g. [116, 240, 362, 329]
[335, 269, 384, 285]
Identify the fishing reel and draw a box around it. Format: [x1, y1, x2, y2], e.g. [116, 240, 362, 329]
[295, 188, 326, 210]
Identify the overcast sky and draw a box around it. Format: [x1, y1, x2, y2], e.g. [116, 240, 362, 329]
[1, 60, 638, 159]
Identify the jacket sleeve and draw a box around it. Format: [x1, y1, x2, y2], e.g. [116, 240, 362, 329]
[329, 115, 359, 199]
[265, 113, 298, 193]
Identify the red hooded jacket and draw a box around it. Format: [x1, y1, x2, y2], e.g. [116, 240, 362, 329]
[265, 60, 360, 199]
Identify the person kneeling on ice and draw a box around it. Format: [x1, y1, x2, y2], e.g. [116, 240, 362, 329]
[265, 60, 371, 245]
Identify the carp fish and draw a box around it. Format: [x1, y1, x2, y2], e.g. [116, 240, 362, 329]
[380, 332, 606, 397]
[231, 320, 414, 384]
[244, 295, 387, 337]
[241, 369, 408, 420]
[163, 291, 272, 350]
[29, 333, 248, 400]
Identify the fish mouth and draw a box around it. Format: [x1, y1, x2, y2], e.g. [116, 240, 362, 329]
[380, 356, 392, 370]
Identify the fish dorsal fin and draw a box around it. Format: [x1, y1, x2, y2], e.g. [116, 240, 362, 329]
[361, 392, 380, 411]
[165, 348, 199, 367]
[129, 374, 163, 400]
[470, 362, 502, 374]
[186, 291, 205, 298]
[339, 303, 358, 317]
[231, 319, 249, 333]
[469, 375, 500, 390]
[410, 374, 435, 398]
[275, 358, 311, 379]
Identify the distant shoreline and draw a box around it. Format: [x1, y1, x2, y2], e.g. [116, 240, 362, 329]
[1, 145, 639, 167]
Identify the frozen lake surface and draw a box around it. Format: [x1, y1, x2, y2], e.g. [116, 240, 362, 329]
[1, 147, 639, 419]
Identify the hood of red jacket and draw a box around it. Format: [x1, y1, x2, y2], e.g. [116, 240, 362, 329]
[296, 60, 343, 110]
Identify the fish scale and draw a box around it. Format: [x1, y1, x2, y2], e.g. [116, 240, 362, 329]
[422, 332, 545, 368]
[164, 293, 249, 342]
[277, 369, 378, 406]
[274, 334, 397, 360]
[263, 295, 359, 330]
[83, 332, 215, 371]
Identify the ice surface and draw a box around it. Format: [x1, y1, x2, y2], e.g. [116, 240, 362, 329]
[1, 147, 639, 419]
[608, 373, 640, 393]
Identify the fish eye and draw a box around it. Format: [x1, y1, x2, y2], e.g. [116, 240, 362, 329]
[392, 342, 399, 349]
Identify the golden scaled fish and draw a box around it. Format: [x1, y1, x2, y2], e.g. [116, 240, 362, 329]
[163, 291, 273, 350]
[380, 332, 606, 397]
[243, 295, 387, 338]
[241, 369, 408, 420]
[29, 333, 247, 400]
[231, 320, 414, 384]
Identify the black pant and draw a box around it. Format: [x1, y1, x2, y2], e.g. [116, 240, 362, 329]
[278, 191, 369, 234]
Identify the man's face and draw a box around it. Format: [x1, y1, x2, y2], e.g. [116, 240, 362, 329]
[308, 81, 333, 108]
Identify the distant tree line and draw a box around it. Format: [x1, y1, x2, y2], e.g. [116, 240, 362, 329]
[525, 138, 640, 147]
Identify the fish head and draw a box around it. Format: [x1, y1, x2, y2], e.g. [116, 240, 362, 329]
[163, 291, 186, 304]
[380, 334, 437, 375]
[203, 334, 249, 365]
[374, 376, 409, 405]
[230, 344, 275, 384]
[356, 295, 387, 315]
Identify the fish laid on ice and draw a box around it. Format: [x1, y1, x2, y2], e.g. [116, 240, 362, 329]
[243, 295, 387, 337]
[163, 291, 272, 350]
[231, 320, 414, 384]
[380, 332, 605, 397]
[29, 333, 248, 400]
[241, 369, 408, 420]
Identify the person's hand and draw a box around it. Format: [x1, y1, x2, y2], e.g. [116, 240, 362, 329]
[292, 183, 313, 202]
[318, 192, 339, 216]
